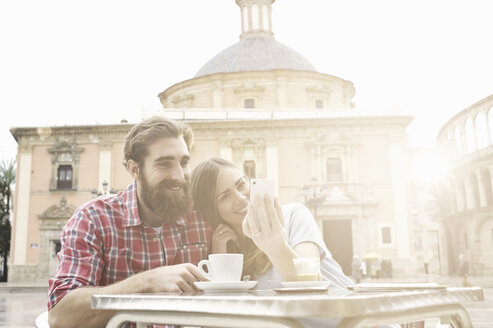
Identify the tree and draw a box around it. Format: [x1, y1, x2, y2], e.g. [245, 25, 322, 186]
[0, 159, 15, 281]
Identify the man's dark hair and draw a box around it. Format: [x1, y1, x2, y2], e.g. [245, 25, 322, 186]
[123, 116, 193, 166]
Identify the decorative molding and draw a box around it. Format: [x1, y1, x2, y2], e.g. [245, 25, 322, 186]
[11, 124, 133, 145]
[48, 139, 84, 190]
[98, 141, 113, 151]
[231, 138, 267, 177]
[233, 85, 265, 101]
[17, 140, 35, 153]
[306, 85, 332, 97]
[38, 197, 76, 220]
[172, 94, 194, 108]
[37, 127, 53, 140]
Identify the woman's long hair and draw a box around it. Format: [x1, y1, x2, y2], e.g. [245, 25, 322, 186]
[191, 158, 271, 276]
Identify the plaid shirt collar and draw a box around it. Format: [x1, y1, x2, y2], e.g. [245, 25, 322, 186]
[122, 179, 186, 228]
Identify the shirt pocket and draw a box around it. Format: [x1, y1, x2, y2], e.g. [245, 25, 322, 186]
[175, 242, 209, 265]
[105, 248, 144, 282]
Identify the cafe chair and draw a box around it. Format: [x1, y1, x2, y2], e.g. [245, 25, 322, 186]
[34, 311, 50, 328]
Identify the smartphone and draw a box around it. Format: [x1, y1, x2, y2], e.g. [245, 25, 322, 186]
[249, 179, 277, 203]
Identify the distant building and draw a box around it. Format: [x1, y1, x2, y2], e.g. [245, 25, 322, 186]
[9, 0, 413, 282]
[407, 148, 443, 276]
[435, 94, 493, 276]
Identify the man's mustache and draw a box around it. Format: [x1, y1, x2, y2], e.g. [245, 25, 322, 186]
[157, 178, 190, 190]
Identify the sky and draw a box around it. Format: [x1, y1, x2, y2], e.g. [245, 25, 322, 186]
[1, 0, 492, 163]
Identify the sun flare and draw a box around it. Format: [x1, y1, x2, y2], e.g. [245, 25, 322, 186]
[411, 151, 450, 184]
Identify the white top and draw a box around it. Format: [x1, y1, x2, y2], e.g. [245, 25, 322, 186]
[255, 202, 353, 290]
[254, 203, 398, 328]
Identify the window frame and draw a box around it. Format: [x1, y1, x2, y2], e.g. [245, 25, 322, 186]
[48, 140, 84, 191]
[243, 160, 256, 179]
[244, 98, 256, 109]
[377, 223, 395, 248]
[325, 157, 343, 182]
[57, 164, 73, 190]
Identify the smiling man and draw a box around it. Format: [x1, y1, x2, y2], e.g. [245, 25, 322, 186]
[47, 117, 211, 328]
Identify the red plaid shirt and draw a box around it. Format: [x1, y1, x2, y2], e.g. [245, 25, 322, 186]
[48, 180, 211, 310]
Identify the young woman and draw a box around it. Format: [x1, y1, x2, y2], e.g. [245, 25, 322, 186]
[191, 157, 352, 290]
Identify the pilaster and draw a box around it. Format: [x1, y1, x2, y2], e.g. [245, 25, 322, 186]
[265, 141, 279, 187]
[98, 142, 113, 191]
[464, 175, 475, 210]
[476, 169, 487, 207]
[13, 143, 33, 265]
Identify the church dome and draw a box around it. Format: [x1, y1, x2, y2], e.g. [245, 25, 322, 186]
[195, 36, 316, 77]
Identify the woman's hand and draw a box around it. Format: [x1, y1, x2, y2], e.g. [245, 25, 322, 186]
[211, 224, 238, 254]
[242, 195, 287, 257]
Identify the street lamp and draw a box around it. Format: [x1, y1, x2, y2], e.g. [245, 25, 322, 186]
[91, 180, 109, 198]
[302, 177, 326, 220]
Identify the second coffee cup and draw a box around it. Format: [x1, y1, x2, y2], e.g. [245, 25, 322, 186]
[198, 253, 244, 281]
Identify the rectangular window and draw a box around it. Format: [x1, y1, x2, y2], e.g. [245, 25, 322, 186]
[57, 165, 73, 190]
[326, 158, 342, 181]
[381, 227, 392, 244]
[315, 99, 324, 109]
[243, 160, 256, 179]
[244, 98, 255, 108]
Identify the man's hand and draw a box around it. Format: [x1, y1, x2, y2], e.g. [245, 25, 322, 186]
[144, 263, 209, 293]
[49, 263, 209, 328]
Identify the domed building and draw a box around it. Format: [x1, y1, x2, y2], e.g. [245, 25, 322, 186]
[434, 94, 493, 276]
[158, 0, 354, 110]
[8, 0, 414, 282]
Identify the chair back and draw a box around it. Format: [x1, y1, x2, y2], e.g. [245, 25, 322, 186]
[34, 311, 50, 328]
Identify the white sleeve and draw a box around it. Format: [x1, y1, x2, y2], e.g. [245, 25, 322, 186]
[283, 203, 326, 256]
[283, 203, 353, 289]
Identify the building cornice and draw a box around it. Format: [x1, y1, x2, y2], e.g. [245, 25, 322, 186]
[10, 123, 133, 144]
[158, 69, 355, 103]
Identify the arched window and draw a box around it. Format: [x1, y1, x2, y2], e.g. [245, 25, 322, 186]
[475, 112, 488, 149]
[444, 131, 453, 160]
[456, 180, 466, 212]
[464, 118, 476, 153]
[488, 107, 493, 145]
[483, 169, 493, 205]
[454, 125, 463, 157]
[470, 173, 480, 208]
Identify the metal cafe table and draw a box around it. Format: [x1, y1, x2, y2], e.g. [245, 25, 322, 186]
[91, 285, 484, 328]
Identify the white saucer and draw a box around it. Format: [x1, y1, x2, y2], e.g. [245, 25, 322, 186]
[280, 281, 331, 288]
[194, 281, 257, 292]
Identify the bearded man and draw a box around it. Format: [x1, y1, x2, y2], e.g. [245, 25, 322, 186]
[48, 117, 211, 328]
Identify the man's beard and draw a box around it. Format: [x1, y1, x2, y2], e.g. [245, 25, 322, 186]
[139, 174, 192, 224]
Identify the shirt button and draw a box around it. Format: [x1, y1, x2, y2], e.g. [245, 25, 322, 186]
[153, 237, 158, 242]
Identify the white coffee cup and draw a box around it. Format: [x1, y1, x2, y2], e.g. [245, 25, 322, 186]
[198, 253, 244, 281]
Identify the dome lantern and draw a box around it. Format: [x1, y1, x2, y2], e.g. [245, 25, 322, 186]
[236, 0, 275, 39]
[194, 0, 317, 77]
